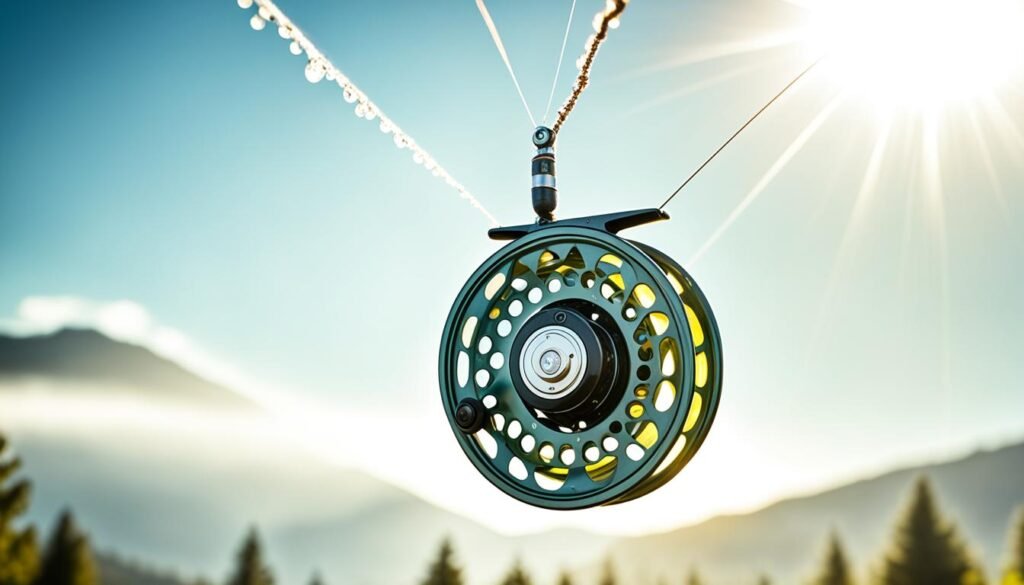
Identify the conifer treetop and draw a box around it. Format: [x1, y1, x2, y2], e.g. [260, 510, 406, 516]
[36, 509, 97, 585]
[498, 558, 533, 585]
[876, 477, 982, 585]
[420, 538, 464, 585]
[598, 558, 617, 585]
[0, 434, 40, 585]
[227, 527, 274, 585]
[809, 530, 855, 585]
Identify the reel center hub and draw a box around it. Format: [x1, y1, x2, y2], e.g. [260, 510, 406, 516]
[510, 302, 629, 430]
[538, 349, 564, 377]
[521, 325, 587, 398]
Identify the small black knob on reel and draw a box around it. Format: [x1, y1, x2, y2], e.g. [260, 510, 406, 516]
[454, 398, 486, 433]
[531, 126, 557, 222]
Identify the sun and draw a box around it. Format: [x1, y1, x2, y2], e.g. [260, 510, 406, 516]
[801, 0, 1024, 108]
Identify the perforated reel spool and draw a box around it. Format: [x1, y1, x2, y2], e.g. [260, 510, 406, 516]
[439, 225, 722, 509]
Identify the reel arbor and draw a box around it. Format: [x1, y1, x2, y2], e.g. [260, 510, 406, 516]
[439, 129, 724, 509]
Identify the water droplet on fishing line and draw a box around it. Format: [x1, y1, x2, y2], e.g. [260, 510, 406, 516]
[305, 60, 325, 83]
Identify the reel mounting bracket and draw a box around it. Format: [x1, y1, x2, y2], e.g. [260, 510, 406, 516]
[488, 208, 670, 241]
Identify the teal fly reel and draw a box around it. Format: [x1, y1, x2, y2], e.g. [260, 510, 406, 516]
[438, 128, 723, 509]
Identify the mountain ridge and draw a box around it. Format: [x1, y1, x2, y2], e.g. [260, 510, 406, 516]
[0, 328, 253, 409]
[1, 327, 1021, 584]
[610, 440, 1024, 584]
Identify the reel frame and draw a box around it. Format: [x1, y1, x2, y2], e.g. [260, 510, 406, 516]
[439, 209, 723, 509]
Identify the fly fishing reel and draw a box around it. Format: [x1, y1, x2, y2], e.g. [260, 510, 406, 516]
[439, 128, 723, 509]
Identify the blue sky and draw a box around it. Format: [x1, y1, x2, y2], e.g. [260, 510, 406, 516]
[2, 0, 1024, 532]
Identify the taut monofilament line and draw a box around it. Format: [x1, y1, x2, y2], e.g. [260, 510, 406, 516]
[476, 0, 538, 128]
[658, 57, 824, 211]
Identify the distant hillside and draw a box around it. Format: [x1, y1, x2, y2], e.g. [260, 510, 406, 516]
[3, 327, 1021, 584]
[0, 328, 252, 409]
[10, 432, 612, 585]
[610, 442, 1024, 584]
[96, 552, 191, 585]
[0, 328, 616, 583]
[17, 434, 1022, 585]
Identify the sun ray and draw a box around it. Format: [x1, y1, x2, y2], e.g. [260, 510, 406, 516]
[803, 0, 1024, 107]
[920, 110, 953, 414]
[805, 117, 893, 356]
[804, 107, 872, 222]
[624, 61, 767, 116]
[686, 93, 844, 266]
[979, 94, 1024, 166]
[895, 122, 921, 300]
[622, 29, 805, 80]
[965, 104, 1011, 216]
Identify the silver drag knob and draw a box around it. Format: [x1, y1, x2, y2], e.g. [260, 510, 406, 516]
[519, 325, 587, 399]
[538, 349, 563, 377]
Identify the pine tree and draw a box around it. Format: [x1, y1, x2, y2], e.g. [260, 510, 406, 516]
[685, 567, 704, 585]
[420, 538, 463, 585]
[33, 510, 96, 585]
[308, 571, 324, 585]
[598, 558, 617, 585]
[875, 477, 983, 585]
[498, 559, 532, 585]
[555, 570, 573, 585]
[810, 531, 855, 585]
[226, 528, 274, 585]
[0, 435, 39, 585]
[1003, 507, 1024, 585]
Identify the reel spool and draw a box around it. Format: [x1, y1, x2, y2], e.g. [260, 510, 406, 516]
[438, 128, 723, 509]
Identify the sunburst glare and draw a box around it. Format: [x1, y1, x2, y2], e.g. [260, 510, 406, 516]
[800, 0, 1024, 108]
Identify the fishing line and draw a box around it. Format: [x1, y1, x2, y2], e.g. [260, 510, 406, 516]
[552, 0, 629, 135]
[476, 0, 538, 128]
[658, 56, 824, 210]
[542, 0, 578, 125]
[237, 0, 501, 227]
[234, 0, 804, 511]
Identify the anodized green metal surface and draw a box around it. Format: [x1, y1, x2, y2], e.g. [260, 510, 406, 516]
[439, 225, 722, 509]
[608, 241, 724, 504]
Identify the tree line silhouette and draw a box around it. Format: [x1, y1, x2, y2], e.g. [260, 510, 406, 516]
[1, 433, 1022, 585]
